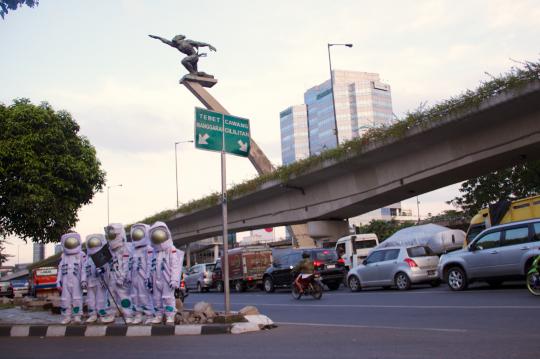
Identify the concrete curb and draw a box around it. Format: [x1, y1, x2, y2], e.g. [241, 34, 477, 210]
[0, 324, 233, 337]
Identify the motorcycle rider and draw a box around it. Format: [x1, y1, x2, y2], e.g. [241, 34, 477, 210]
[293, 252, 314, 294]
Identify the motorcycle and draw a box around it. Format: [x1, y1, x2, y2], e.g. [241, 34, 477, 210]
[291, 272, 323, 300]
[526, 255, 540, 296]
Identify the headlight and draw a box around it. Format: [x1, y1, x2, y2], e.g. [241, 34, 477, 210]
[64, 237, 80, 249]
[151, 229, 168, 244]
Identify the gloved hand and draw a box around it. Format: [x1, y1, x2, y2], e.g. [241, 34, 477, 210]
[169, 281, 179, 290]
[81, 281, 88, 290]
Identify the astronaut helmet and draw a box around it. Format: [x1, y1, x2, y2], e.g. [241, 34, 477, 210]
[104, 223, 126, 250]
[130, 223, 150, 248]
[85, 234, 106, 256]
[149, 221, 173, 251]
[61, 232, 82, 255]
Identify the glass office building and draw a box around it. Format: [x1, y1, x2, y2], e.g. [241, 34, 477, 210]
[280, 104, 310, 165]
[304, 70, 393, 155]
[280, 70, 399, 224]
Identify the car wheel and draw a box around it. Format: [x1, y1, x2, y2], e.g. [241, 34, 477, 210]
[327, 282, 340, 291]
[395, 272, 411, 291]
[216, 281, 224, 293]
[348, 276, 361, 292]
[430, 279, 441, 287]
[446, 267, 468, 291]
[235, 281, 245, 292]
[263, 277, 275, 293]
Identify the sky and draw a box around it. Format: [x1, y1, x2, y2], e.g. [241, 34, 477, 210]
[1, 0, 539, 265]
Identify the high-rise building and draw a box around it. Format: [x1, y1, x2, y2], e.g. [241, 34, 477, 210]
[304, 70, 393, 155]
[32, 242, 45, 262]
[280, 104, 310, 165]
[280, 70, 398, 225]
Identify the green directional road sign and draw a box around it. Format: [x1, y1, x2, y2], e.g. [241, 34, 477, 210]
[195, 107, 251, 157]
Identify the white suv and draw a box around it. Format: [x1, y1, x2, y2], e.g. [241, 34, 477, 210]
[438, 219, 540, 291]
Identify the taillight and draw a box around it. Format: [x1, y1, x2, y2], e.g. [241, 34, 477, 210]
[180, 280, 185, 289]
[313, 260, 323, 268]
[337, 258, 345, 265]
[404, 258, 418, 268]
[247, 276, 253, 281]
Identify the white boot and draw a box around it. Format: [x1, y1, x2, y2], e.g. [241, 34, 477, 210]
[132, 314, 143, 325]
[100, 315, 115, 324]
[86, 315, 98, 323]
[124, 316, 134, 324]
[61, 316, 72, 325]
[151, 315, 163, 324]
[73, 316, 82, 324]
[165, 316, 175, 325]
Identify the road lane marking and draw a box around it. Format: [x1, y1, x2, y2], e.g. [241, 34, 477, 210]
[276, 321, 467, 333]
[198, 301, 540, 310]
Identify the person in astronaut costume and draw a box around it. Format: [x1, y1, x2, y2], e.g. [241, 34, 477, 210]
[56, 232, 85, 324]
[129, 224, 156, 324]
[148, 221, 183, 325]
[104, 223, 134, 323]
[82, 234, 114, 324]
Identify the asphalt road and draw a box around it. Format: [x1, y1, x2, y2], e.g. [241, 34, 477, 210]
[2, 282, 540, 359]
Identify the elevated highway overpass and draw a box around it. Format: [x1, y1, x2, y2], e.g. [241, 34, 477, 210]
[167, 81, 540, 246]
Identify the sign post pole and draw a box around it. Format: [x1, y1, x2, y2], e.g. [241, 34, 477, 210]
[221, 114, 231, 315]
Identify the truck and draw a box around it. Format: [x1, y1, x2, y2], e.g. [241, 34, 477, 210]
[213, 246, 273, 292]
[334, 234, 379, 270]
[29, 267, 58, 298]
[466, 195, 540, 244]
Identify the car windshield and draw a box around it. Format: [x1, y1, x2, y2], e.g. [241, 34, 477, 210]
[11, 280, 28, 287]
[313, 250, 338, 262]
[354, 239, 378, 250]
[205, 264, 216, 272]
[407, 246, 434, 257]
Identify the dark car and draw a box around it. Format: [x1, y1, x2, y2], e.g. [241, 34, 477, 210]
[262, 248, 346, 293]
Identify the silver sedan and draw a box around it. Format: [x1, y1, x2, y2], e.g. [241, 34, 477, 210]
[347, 246, 440, 291]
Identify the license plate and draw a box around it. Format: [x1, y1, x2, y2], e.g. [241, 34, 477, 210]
[428, 270, 436, 275]
[327, 265, 335, 269]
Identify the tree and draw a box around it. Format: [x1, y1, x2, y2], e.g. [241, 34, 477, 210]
[0, 236, 13, 265]
[0, 99, 106, 243]
[0, 0, 38, 18]
[356, 219, 416, 243]
[449, 160, 540, 216]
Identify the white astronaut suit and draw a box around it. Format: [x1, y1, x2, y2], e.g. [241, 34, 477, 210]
[82, 234, 114, 324]
[104, 223, 134, 323]
[129, 224, 156, 324]
[148, 221, 184, 324]
[56, 232, 85, 324]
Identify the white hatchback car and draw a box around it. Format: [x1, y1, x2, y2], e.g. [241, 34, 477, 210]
[347, 246, 440, 291]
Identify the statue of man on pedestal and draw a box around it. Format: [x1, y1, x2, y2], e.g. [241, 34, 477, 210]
[149, 34, 217, 78]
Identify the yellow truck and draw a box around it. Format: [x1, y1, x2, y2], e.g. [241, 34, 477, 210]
[466, 194, 540, 243]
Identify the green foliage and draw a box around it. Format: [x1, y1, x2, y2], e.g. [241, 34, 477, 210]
[356, 219, 416, 242]
[132, 59, 540, 226]
[0, 99, 106, 243]
[0, 236, 13, 265]
[448, 160, 540, 216]
[0, 0, 38, 18]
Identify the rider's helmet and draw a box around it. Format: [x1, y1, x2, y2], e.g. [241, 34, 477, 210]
[302, 251, 310, 259]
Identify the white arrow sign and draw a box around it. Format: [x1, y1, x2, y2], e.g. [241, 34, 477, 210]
[198, 133, 210, 145]
[238, 140, 248, 152]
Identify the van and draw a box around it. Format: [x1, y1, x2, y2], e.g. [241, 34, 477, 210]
[335, 234, 379, 270]
[466, 195, 540, 244]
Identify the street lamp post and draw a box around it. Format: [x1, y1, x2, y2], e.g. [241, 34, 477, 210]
[174, 140, 194, 208]
[107, 184, 123, 225]
[327, 43, 353, 147]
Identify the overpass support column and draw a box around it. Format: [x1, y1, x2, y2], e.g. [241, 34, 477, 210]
[307, 220, 350, 247]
